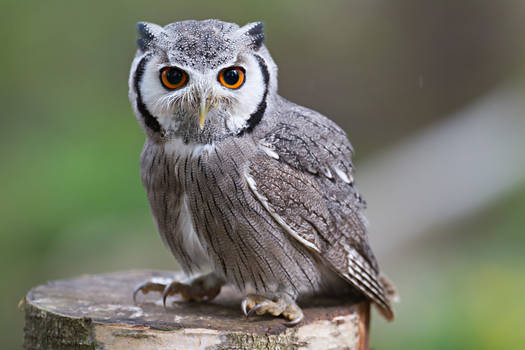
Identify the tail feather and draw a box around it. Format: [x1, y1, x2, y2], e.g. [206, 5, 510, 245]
[373, 273, 399, 321]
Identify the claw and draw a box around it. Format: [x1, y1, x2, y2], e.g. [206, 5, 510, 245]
[246, 303, 264, 318]
[241, 299, 249, 317]
[162, 281, 182, 309]
[162, 287, 170, 309]
[283, 313, 303, 326]
[132, 284, 143, 304]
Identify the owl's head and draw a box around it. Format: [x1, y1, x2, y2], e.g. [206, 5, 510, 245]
[129, 19, 278, 143]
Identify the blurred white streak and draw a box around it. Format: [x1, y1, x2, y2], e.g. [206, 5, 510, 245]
[359, 84, 525, 256]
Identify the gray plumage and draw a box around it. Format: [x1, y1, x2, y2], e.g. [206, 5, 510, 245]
[129, 19, 395, 322]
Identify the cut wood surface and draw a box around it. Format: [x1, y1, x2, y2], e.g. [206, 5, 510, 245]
[23, 270, 370, 350]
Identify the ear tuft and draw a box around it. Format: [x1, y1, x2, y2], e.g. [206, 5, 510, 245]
[236, 22, 265, 50]
[136, 22, 164, 51]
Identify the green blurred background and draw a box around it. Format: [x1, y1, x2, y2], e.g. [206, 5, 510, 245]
[2, 0, 525, 348]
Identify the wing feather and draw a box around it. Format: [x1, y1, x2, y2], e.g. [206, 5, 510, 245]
[249, 103, 394, 319]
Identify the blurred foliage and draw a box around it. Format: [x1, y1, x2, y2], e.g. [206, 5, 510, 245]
[1, 0, 524, 348]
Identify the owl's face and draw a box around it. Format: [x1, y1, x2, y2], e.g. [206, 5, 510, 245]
[129, 20, 277, 144]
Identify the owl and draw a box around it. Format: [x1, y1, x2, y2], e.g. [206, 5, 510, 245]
[129, 19, 396, 325]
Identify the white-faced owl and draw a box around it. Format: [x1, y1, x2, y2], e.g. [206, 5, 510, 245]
[129, 19, 396, 324]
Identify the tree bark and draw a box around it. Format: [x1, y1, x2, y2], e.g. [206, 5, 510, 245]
[23, 270, 370, 350]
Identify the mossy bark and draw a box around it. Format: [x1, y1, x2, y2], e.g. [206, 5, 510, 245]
[24, 302, 97, 350]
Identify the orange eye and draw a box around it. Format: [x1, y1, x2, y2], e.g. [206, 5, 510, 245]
[218, 66, 245, 89]
[160, 67, 188, 90]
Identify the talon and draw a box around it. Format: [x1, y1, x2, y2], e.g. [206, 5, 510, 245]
[246, 303, 264, 318]
[241, 299, 249, 317]
[162, 288, 169, 308]
[284, 313, 303, 326]
[162, 282, 180, 309]
[132, 284, 144, 304]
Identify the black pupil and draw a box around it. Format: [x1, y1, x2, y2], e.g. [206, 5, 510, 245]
[223, 68, 240, 85]
[166, 68, 183, 85]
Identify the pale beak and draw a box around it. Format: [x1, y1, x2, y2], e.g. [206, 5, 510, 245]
[199, 96, 209, 130]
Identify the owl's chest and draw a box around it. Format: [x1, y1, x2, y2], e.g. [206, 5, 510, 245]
[140, 139, 210, 191]
[140, 139, 217, 270]
[141, 136, 263, 229]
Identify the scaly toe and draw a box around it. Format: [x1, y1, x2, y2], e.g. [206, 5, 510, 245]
[133, 280, 168, 304]
[241, 294, 302, 325]
[282, 304, 304, 326]
[132, 274, 223, 308]
[283, 312, 304, 326]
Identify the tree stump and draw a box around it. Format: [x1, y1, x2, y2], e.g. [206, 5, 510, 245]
[23, 270, 370, 350]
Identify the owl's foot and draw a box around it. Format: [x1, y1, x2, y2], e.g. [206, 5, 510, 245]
[133, 273, 223, 307]
[241, 293, 304, 326]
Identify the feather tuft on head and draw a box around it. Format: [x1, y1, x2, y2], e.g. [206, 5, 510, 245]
[136, 22, 165, 51]
[234, 22, 265, 50]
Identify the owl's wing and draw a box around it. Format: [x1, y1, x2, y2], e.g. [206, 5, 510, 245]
[247, 104, 394, 320]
